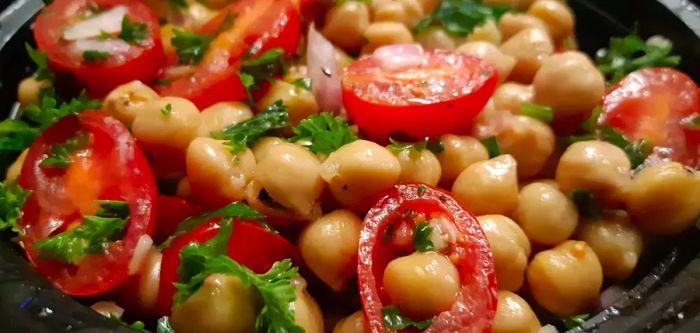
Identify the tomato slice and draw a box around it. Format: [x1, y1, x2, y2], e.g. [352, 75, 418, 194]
[34, 0, 164, 97]
[358, 183, 497, 333]
[342, 45, 498, 143]
[600, 68, 700, 167]
[153, 195, 202, 244]
[156, 0, 300, 109]
[155, 218, 299, 315]
[18, 110, 157, 296]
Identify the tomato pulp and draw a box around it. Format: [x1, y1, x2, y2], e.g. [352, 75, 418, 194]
[18, 110, 157, 296]
[358, 183, 498, 333]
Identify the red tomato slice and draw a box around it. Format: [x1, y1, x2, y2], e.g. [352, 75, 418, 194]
[600, 68, 700, 167]
[155, 218, 299, 315]
[153, 195, 202, 244]
[18, 110, 157, 296]
[342, 46, 498, 143]
[156, 0, 300, 109]
[358, 183, 497, 333]
[34, 0, 164, 97]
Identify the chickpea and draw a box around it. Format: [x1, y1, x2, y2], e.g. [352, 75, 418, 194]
[527, 0, 575, 44]
[6, 149, 28, 183]
[625, 162, 700, 235]
[251, 137, 286, 161]
[577, 210, 642, 281]
[322, 2, 370, 53]
[362, 22, 414, 53]
[186, 137, 256, 203]
[484, 0, 536, 10]
[533, 51, 605, 118]
[527, 240, 603, 316]
[499, 13, 549, 44]
[466, 20, 502, 45]
[197, 102, 252, 137]
[132, 97, 201, 151]
[477, 215, 531, 291]
[257, 80, 319, 127]
[500, 28, 554, 83]
[393, 148, 442, 186]
[171, 274, 260, 333]
[452, 155, 519, 216]
[435, 134, 489, 184]
[515, 182, 578, 246]
[555, 140, 631, 206]
[493, 291, 541, 333]
[457, 41, 516, 83]
[102, 80, 160, 126]
[492, 82, 534, 113]
[416, 27, 457, 50]
[383, 252, 460, 320]
[372, 0, 423, 28]
[291, 278, 325, 333]
[299, 210, 362, 291]
[333, 311, 365, 333]
[17, 76, 51, 106]
[320, 140, 401, 212]
[496, 115, 555, 178]
[252, 142, 325, 220]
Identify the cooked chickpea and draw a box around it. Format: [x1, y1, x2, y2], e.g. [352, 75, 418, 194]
[383, 252, 460, 320]
[493, 291, 541, 333]
[186, 137, 255, 203]
[102, 80, 160, 126]
[533, 51, 605, 118]
[577, 210, 642, 281]
[496, 115, 555, 178]
[333, 311, 365, 333]
[555, 140, 631, 206]
[257, 80, 319, 127]
[5, 149, 28, 183]
[17, 76, 51, 106]
[132, 97, 201, 151]
[515, 182, 578, 246]
[466, 20, 502, 45]
[484, 0, 536, 10]
[291, 278, 324, 333]
[393, 148, 442, 186]
[457, 41, 516, 83]
[299, 210, 362, 291]
[171, 274, 260, 333]
[251, 137, 286, 161]
[435, 134, 489, 184]
[492, 82, 534, 113]
[500, 28, 554, 83]
[252, 142, 324, 220]
[372, 0, 424, 28]
[527, 0, 575, 44]
[197, 102, 252, 137]
[322, 2, 370, 53]
[499, 13, 549, 42]
[416, 27, 457, 50]
[320, 140, 401, 212]
[625, 162, 700, 235]
[477, 215, 531, 291]
[452, 154, 519, 216]
[527, 240, 603, 316]
[362, 22, 414, 53]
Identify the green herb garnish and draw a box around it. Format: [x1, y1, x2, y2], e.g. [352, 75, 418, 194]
[571, 189, 601, 219]
[25, 43, 54, 82]
[520, 102, 554, 123]
[596, 33, 680, 84]
[119, 16, 148, 44]
[480, 136, 501, 158]
[382, 305, 433, 330]
[172, 29, 213, 65]
[414, 0, 509, 37]
[290, 77, 312, 91]
[562, 313, 590, 330]
[412, 221, 434, 252]
[40, 132, 90, 168]
[212, 100, 289, 153]
[238, 48, 287, 102]
[161, 103, 173, 116]
[0, 181, 31, 235]
[82, 50, 110, 62]
[289, 113, 358, 155]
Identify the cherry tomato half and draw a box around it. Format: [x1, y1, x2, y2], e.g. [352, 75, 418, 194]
[342, 45, 498, 143]
[153, 195, 202, 244]
[358, 183, 497, 333]
[34, 0, 164, 97]
[600, 68, 700, 168]
[18, 110, 157, 296]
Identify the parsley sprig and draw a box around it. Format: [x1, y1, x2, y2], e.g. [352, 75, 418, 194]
[387, 138, 444, 155]
[238, 48, 287, 103]
[562, 313, 590, 330]
[412, 221, 434, 252]
[40, 132, 90, 168]
[596, 33, 680, 84]
[0, 181, 31, 235]
[25, 43, 54, 82]
[172, 29, 213, 65]
[119, 16, 148, 44]
[212, 100, 289, 153]
[414, 0, 509, 37]
[382, 305, 433, 330]
[289, 113, 358, 155]
[570, 189, 602, 219]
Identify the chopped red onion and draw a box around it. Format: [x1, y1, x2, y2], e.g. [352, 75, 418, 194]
[307, 24, 344, 118]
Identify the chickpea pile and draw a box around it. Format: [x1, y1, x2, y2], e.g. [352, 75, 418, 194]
[14, 0, 700, 332]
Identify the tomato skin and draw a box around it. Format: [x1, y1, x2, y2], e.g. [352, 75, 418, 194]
[155, 218, 299, 315]
[600, 68, 700, 167]
[358, 183, 497, 333]
[154, 196, 202, 244]
[18, 110, 158, 296]
[342, 49, 498, 143]
[33, 0, 164, 97]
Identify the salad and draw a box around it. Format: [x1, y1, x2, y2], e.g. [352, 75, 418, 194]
[1, 0, 699, 332]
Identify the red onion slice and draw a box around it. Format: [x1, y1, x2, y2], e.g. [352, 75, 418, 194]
[307, 24, 344, 118]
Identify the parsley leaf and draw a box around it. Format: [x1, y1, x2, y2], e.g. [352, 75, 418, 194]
[289, 113, 358, 155]
[157, 317, 176, 333]
[417, 184, 427, 196]
[119, 16, 148, 44]
[212, 100, 289, 153]
[480, 136, 501, 158]
[290, 77, 312, 91]
[571, 189, 601, 219]
[169, 0, 187, 9]
[412, 221, 434, 252]
[387, 138, 443, 155]
[23, 92, 102, 129]
[94, 200, 130, 219]
[0, 181, 31, 235]
[562, 313, 590, 330]
[40, 132, 90, 168]
[598, 126, 652, 169]
[238, 48, 287, 101]
[82, 50, 110, 62]
[596, 33, 680, 84]
[0, 120, 41, 154]
[520, 102, 553, 123]
[382, 305, 433, 330]
[238, 72, 255, 103]
[161, 103, 173, 116]
[25, 43, 54, 82]
[414, 0, 509, 37]
[172, 29, 213, 65]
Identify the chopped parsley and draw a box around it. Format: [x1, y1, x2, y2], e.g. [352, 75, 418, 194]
[172, 29, 213, 65]
[25, 43, 54, 82]
[520, 102, 554, 123]
[417, 184, 428, 196]
[94, 200, 130, 219]
[238, 48, 287, 103]
[289, 113, 358, 155]
[0, 181, 31, 235]
[0, 120, 40, 154]
[387, 138, 443, 155]
[156, 317, 176, 333]
[118, 16, 148, 44]
[480, 136, 501, 158]
[169, 0, 187, 9]
[82, 50, 110, 62]
[212, 100, 289, 153]
[562, 313, 590, 330]
[412, 221, 434, 252]
[382, 305, 433, 330]
[571, 189, 601, 219]
[290, 77, 312, 91]
[161, 103, 173, 116]
[40, 132, 90, 168]
[414, 0, 509, 37]
[596, 33, 680, 84]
